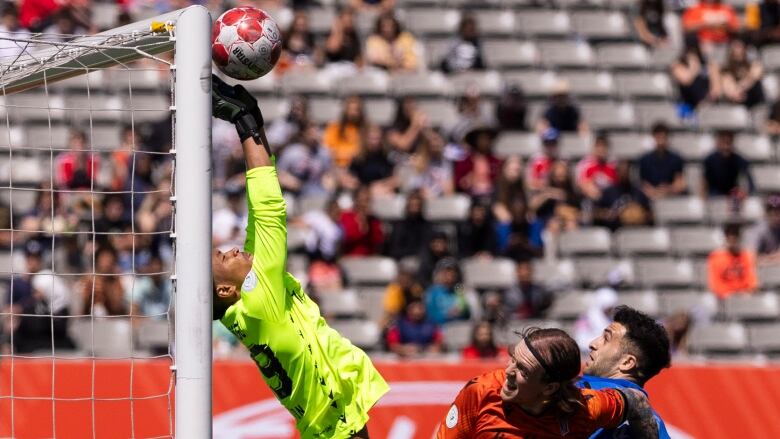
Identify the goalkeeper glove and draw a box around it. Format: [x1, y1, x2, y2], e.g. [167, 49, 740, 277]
[211, 74, 266, 145]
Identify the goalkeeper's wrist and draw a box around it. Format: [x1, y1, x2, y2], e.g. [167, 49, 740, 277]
[235, 113, 261, 144]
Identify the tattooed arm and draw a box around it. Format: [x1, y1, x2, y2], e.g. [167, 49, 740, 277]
[621, 388, 660, 439]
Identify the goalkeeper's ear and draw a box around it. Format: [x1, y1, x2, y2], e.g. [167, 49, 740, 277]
[213, 281, 231, 320]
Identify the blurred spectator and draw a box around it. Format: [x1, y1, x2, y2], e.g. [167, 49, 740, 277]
[682, 0, 739, 50]
[537, 80, 589, 135]
[702, 129, 755, 197]
[448, 87, 495, 143]
[573, 287, 619, 353]
[297, 197, 343, 261]
[495, 84, 528, 131]
[493, 156, 526, 225]
[80, 245, 128, 316]
[454, 126, 502, 197]
[307, 256, 345, 296]
[670, 40, 721, 119]
[634, 0, 669, 48]
[128, 254, 171, 317]
[212, 184, 247, 250]
[639, 122, 687, 200]
[95, 194, 131, 237]
[323, 95, 368, 168]
[55, 129, 100, 190]
[381, 263, 425, 329]
[344, 125, 397, 196]
[339, 186, 384, 256]
[365, 12, 419, 72]
[277, 122, 335, 197]
[754, 194, 780, 263]
[504, 257, 552, 319]
[526, 128, 560, 191]
[402, 129, 454, 198]
[108, 125, 138, 192]
[19, 0, 59, 32]
[385, 190, 432, 260]
[594, 161, 653, 230]
[664, 311, 692, 356]
[136, 177, 173, 235]
[0, 6, 31, 61]
[386, 300, 443, 358]
[387, 97, 428, 157]
[440, 14, 485, 74]
[281, 10, 321, 69]
[721, 39, 765, 108]
[350, 0, 395, 13]
[424, 258, 472, 325]
[325, 6, 361, 65]
[708, 222, 759, 299]
[501, 199, 544, 258]
[458, 200, 498, 258]
[418, 230, 452, 287]
[529, 160, 581, 236]
[575, 134, 617, 202]
[746, 0, 780, 46]
[266, 95, 309, 148]
[462, 321, 507, 360]
[42, 6, 87, 42]
[765, 99, 780, 135]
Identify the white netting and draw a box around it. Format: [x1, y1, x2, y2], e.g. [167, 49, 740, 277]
[0, 23, 177, 439]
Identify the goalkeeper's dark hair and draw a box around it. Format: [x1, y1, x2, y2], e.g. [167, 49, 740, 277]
[612, 305, 671, 385]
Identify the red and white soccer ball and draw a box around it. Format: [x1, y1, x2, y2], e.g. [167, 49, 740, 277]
[211, 7, 282, 81]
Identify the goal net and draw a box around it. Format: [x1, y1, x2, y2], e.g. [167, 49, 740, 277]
[0, 6, 212, 438]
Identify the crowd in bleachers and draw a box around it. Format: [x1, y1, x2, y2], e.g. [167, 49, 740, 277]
[1, 0, 780, 360]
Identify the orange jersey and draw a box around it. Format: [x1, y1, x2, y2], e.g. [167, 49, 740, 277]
[437, 369, 625, 439]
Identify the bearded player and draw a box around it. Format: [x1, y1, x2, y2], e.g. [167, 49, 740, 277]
[437, 327, 659, 439]
[210, 76, 389, 439]
[579, 305, 671, 438]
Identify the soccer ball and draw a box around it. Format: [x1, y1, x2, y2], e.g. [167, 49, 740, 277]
[211, 7, 282, 81]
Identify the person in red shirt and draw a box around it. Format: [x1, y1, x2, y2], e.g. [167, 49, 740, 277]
[707, 222, 759, 299]
[526, 128, 560, 191]
[462, 321, 508, 360]
[575, 134, 617, 202]
[339, 186, 384, 255]
[54, 128, 100, 190]
[682, 0, 740, 47]
[453, 125, 503, 197]
[438, 327, 659, 438]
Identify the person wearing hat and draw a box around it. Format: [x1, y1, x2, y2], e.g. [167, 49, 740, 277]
[525, 127, 560, 191]
[755, 194, 780, 263]
[453, 124, 502, 197]
[424, 257, 473, 326]
[537, 79, 589, 135]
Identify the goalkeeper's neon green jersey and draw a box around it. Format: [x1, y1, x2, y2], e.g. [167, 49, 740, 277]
[220, 166, 389, 439]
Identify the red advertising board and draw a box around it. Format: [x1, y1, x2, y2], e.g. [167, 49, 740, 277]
[2, 359, 780, 438]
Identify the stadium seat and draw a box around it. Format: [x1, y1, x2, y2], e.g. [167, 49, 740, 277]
[287, 254, 307, 281]
[748, 323, 780, 353]
[698, 104, 751, 131]
[614, 72, 672, 99]
[287, 224, 308, 252]
[416, 99, 458, 128]
[69, 317, 134, 358]
[0, 157, 43, 185]
[256, 98, 290, 122]
[0, 125, 25, 150]
[609, 132, 652, 159]
[482, 40, 538, 69]
[306, 7, 337, 34]
[532, 259, 576, 289]
[689, 322, 748, 354]
[574, 258, 635, 287]
[660, 290, 718, 317]
[670, 226, 723, 256]
[559, 134, 590, 160]
[558, 71, 615, 98]
[297, 195, 329, 215]
[6, 93, 65, 123]
[65, 94, 123, 123]
[685, 164, 703, 196]
[595, 43, 649, 69]
[0, 249, 24, 276]
[763, 74, 779, 102]
[572, 11, 630, 40]
[759, 264, 780, 289]
[363, 98, 395, 126]
[538, 40, 594, 68]
[635, 102, 683, 129]
[580, 101, 635, 130]
[649, 44, 680, 69]
[669, 132, 713, 161]
[636, 258, 695, 287]
[308, 97, 341, 124]
[753, 165, 780, 193]
[340, 256, 398, 285]
[405, 8, 460, 35]
[356, 287, 386, 324]
[462, 257, 516, 290]
[761, 45, 780, 71]
[125, 94, 169, 123]
[237, 73, 277, 94]
[735, 134, 773, 162]
[502, 70, 557, 98]
[547, 291, 593, 320]
[335, 71, 389, 96]
[515, 10, 571, 37]
[390, 71, 452, 97]
[136, 318, 170, 351]
[450, 71, 502, 96]
[494, 131, 541, 158]
[108, 69, 161, 92]
[423, 194, 471, 221]
[724, 292, 780, 321]
[423, 39, 453, 70]
[653, 197, 706, 224]
[318, 290, 363, 318]
[558, 227, 612, 255]
[328, 319, 380, 350]
[473, 10, 515, 36]
[614, 227, 671, 255]
[617, 290, 660, 317]
[89, 125, 123, 150]
[707, 196, 765, 224]
[371, 194, 406, 221]
[442, 321, 473, 350]
[280, 71, 333, 95]
[0, 188, 37, 215]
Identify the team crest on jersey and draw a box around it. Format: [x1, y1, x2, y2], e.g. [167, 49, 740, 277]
[242, 271, 258, 291]
[445, 404, 458, 428]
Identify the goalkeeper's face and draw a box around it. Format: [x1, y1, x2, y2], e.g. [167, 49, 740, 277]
[212, 248, 253, 301]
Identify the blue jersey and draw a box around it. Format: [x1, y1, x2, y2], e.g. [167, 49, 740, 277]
[577, 375, 671, 439]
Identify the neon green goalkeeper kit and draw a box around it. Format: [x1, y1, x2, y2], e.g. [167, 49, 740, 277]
[220, 166, 389, 438]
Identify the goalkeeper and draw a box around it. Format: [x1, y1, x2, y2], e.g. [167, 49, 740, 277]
[210, 75, 389, 439]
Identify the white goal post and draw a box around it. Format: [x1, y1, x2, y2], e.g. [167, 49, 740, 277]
[0, 5, 212, 438]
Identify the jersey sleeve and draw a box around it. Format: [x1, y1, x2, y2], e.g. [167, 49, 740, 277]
[587, 388, 627, 430]
[241, 166, 287, 321]
[436, 379, 483, 439]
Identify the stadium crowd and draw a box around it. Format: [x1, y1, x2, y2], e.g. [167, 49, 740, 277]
[1, 0, 780, 361]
